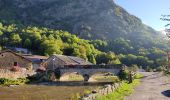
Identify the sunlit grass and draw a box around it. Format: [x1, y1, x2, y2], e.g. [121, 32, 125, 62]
[92, 75, 119, 82]
[96, 73, 143, 100]
[134, 73, 144, 79]
[96, 79, 140, 100]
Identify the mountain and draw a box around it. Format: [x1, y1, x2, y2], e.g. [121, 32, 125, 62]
[0, 0, 161, 40]
[0, 0, 169, 67]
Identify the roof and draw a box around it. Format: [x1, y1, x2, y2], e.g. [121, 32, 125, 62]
[68, 56, 93, 65]
[4, 47, 29, 53]
[23, 55, 48, 64]
[0, 50, 32, 62]
[52, 54, 93, 65]
[23, 55, 48, 60]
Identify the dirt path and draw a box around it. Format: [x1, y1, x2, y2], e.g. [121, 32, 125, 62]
[125, 72, 170, 100]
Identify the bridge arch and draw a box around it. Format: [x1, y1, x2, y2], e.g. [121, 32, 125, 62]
[55, 67, 121, 82]
[83, 74, 90, 82]
[59, 72, 84, 81]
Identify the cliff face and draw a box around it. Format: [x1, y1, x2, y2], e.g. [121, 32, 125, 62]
[0, 0, 159, 40]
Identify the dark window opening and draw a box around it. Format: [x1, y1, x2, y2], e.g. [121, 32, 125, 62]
[14, 62, 18, 66]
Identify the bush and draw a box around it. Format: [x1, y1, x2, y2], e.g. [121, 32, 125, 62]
[0, 78, 29, 86]
[156, 66, 166, 72]
[118, 69, 129, 80]
[130, 64, 139, 72]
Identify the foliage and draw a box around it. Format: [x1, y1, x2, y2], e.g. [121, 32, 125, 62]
[0, 21, 168, 67]
[0, 0, 170, 68]
[118, 47, 167, 68]
[0, 78, 29, 86]
[118, 69, 129, 81]
[96, 79, 141, 100]
[161, 14, 170, 36]
[156, 66, 166, 72]
[134, 73, 144, 79]
[96, 52, 121, 64]
[0, 23, 109, 64]
[130, 64, 139, 72]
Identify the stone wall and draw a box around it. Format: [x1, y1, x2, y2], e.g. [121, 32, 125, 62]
[0, 69, 36, 79]
[81, 83, 122, 100]
[0, 51, 32, 70]
[59, 68, 120, 78]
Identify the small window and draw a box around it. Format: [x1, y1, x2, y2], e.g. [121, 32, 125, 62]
[14, 62, 18, 66]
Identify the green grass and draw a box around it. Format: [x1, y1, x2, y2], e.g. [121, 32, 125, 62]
[134, 73, 144, 79]
[93, 76, 119, 82]
[96, 73, 143, 100]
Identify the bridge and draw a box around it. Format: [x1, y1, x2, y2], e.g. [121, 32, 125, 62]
[53, 65, 123, 82]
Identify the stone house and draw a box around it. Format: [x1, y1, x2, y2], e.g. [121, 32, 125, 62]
[23, 55, 48, 70]
[41, 54, 93, 70]
[0, 50, 33, 70]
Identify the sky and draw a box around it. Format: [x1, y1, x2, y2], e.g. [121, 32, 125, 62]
[114, 0, 170, 31]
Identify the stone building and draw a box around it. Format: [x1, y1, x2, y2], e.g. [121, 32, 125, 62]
[0, 50, 33, 70]
[23, 55, 48, 70]
[42, 54, 93, 70]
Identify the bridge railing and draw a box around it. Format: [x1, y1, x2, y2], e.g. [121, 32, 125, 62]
[59, 64, 123, 69]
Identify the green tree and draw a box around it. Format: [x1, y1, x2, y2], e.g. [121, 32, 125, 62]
[0, 30, 3, 36]
[24, 38, 32, 49]
[10, 33, 22, 46]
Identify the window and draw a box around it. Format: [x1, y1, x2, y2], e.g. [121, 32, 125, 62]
[14, 62, 18, 66]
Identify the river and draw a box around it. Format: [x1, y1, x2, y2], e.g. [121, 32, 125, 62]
[0, 82, 112, 100]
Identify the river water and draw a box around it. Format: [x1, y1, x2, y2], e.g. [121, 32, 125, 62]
[0, 82, 112, 100]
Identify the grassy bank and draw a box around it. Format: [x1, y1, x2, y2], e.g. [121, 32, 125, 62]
[96, 73, 143, 100]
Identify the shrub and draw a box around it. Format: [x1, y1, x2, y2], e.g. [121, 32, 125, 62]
[118, 69, 129, 80]
[0, 78, 29, 86]
[156, 66, 166, 72]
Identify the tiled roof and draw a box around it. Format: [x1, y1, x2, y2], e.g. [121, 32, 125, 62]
[23, 55, 48, 60]
[68, 56, 93, 65]
[23, 55, 48, 64]
[53, 55, 93, 65]
[54, 55, 78, 65]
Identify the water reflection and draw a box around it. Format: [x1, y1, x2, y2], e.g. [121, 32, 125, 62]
[33, 81, 114, 86]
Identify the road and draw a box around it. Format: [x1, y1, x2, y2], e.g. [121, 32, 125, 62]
[125, 72, 170, 100]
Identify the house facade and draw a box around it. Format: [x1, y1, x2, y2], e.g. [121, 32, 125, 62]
[0, 50, 33, 70]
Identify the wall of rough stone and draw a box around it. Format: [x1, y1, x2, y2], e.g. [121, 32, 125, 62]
[0, 52, 32, 69]
[81, 83, 122, 100]
[0, 69, 35, 79]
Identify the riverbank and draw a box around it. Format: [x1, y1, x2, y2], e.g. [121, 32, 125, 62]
[95, 73, 143, 100]
[0, 84, 97, 100]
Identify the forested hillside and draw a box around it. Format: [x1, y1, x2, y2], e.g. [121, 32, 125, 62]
[0, 23, 167, 69]
[0, 23, 122, 65]
[0, 0, 169, 69]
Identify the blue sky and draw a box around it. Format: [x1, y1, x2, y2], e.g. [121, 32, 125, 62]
[115, 0, 170, 31]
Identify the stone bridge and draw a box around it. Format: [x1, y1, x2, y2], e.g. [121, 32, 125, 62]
[54, 65, 123, 81]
